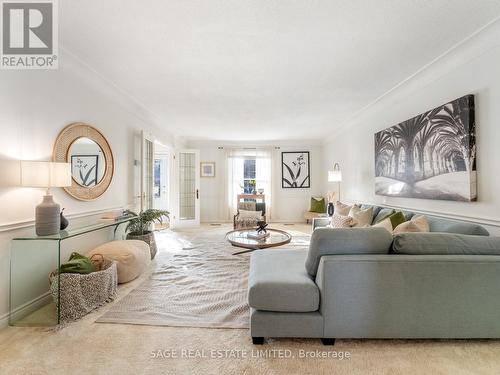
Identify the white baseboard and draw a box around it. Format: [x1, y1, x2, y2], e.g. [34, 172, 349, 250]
[0, 311, 8, 328]
[0, 292, 52, 328]
[0, 207, 131, 327]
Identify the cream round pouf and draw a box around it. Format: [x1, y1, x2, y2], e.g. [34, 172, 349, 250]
[88, 240, 151, 283]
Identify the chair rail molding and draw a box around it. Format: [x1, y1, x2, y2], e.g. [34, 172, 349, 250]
[0, 205, 126, 233]
[344, 199, 500, 228]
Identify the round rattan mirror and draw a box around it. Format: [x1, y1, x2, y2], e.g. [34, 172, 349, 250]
[53, 123, 114, 201]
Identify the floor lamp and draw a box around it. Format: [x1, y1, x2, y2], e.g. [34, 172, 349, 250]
[328, 163, 343, 204]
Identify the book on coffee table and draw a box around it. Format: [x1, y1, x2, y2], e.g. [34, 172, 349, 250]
[247, 231, 270, 240]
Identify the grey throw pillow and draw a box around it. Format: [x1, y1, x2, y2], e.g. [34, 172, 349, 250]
[372, 208, 395, 225]
[392, 233, 500, 255]
[426, 216, 489, 236]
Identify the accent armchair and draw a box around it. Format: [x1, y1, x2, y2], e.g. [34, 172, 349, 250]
[233, 201, 266, 229]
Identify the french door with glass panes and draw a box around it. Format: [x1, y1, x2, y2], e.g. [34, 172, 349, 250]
[141, 132, 154, 211]
[176, 149, 200, 227]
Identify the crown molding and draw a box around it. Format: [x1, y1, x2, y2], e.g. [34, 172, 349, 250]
[184, 138, 324, 148]
[323, 16, 500, 144]
[59, 46, 177, 146]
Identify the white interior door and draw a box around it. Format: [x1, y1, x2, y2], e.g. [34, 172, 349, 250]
[176, 149, 200, 227]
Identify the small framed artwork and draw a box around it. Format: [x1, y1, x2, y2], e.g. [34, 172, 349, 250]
[200, 162, 216, 177]
[282, 151, 310, 188]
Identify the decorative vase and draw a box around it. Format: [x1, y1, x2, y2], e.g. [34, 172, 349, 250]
[35, 195, 61, 236]
[327, 202, 334, 217]
[126, 231, 157, 260]
[60, 208, 69, 230]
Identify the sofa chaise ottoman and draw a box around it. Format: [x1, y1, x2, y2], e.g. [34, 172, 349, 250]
[248, 206, 500, 344]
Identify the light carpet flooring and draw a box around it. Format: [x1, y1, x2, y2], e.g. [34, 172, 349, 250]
[1, 223, 500, 375]
[97, 227, 309, 329]
[96, 229, 253, 328]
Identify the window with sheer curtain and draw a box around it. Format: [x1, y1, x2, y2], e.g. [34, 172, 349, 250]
[226, 148, 273, 220]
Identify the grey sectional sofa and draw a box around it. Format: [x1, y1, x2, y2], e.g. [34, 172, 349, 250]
[247, 204, 500, 345]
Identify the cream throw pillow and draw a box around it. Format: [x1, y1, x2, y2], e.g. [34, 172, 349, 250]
[411, 215, 430, 231]
[238, 209, 262, 219]
[334, 201, 352, 216]
[349, 206, 373, 227]
[330, 214, 355, 228]
[393, 215, 430, 234]
[373, 217, 393, 233]
[88, 240, 151, 284]
[393, 221, 421, 234]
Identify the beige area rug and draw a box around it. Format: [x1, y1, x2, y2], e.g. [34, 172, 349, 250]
[96, 228, 310, 329]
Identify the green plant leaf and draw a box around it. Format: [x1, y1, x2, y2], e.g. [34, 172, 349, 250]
[124, 209, 170, 234]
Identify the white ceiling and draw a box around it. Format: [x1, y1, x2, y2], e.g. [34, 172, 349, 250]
[61, 1, 500, 142]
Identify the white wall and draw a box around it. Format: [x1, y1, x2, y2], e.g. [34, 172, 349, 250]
[186, 140, 324, 223]
[0, 49, 176, 325]
[322, 20, 500, 235]
[272, 145, 324, 222]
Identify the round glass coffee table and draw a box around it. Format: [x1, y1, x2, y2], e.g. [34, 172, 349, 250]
[226, 228, 292, 255]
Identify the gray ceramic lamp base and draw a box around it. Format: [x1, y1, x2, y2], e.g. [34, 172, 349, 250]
[36, 195, 61, 236]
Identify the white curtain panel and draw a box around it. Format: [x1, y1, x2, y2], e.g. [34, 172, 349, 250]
[255, 148, 273, 220]
[225, 148, 273, 220]
[226, 148, 244, 219]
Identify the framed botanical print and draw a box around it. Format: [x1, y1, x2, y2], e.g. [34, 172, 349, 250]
[200, 161, 216, 177]
[71, 155, 99, 187]
[281, 151, 310, 188]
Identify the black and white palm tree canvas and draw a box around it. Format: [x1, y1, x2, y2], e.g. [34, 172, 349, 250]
[374, 95, 476, 201]
[282, 151, 310, 188]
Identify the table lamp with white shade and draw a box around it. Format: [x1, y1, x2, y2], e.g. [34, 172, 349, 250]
[328, 163, 343, 202]
[21, 161, 72, 236]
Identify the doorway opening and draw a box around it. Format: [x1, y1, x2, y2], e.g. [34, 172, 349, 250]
[153, 142, 170, 229]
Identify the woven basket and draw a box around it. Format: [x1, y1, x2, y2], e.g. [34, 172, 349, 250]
[49, 259, 118, 323]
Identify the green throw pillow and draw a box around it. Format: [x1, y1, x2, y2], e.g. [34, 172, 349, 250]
[310, 197, 326, 213]
[387, 211, 406, 229]
[374, 209, 396, 224]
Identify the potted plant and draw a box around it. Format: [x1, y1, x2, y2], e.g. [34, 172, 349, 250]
[124, 209, 169, 259]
